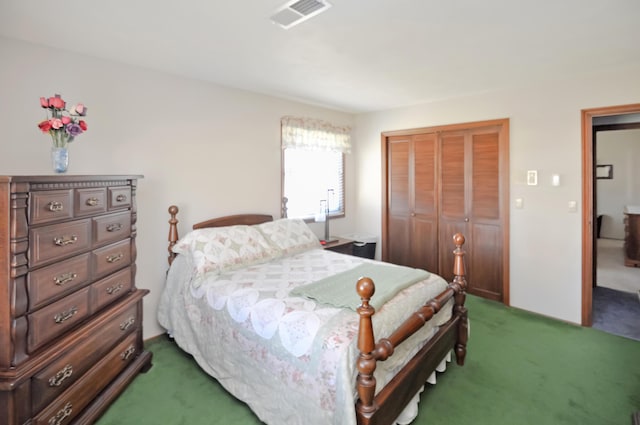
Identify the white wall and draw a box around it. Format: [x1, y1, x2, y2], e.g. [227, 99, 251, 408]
[4, 35, 640, 333]
[597, 129, 640, 239]
[0, 36, 356, 338]
[353, 66, 640, 324]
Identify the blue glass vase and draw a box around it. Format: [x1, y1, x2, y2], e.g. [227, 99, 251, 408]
[51, 146, 69, 173]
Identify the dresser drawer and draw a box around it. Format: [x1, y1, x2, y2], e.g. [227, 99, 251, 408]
[27, 253, 91, 311]
[31, 301, 139, 413]
[91, 267, 133, 312]
[92, 211, 131, 247]
[33, 333, 139, 425]
[29, 190, 74, 225]
[108, 186, 132, 210]
[29, 219, 91, 267]
[28, 287, 91, 353]
[92, 239, 131, 279]
[74, 188, 107, 216]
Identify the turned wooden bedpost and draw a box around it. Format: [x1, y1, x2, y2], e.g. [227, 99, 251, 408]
[168, 205, 179, 265]
[452, 233, 468, 365]
[355, 277, 378, 417]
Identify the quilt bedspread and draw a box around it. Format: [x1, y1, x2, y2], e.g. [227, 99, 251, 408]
[158, 248, 453, 425]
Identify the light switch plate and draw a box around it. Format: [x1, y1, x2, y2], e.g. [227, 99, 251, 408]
[527, 170, 538, 186]
[568, 201, 578, 212]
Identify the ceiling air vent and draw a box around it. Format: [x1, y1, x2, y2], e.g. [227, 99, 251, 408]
[270, 0, 332, 29]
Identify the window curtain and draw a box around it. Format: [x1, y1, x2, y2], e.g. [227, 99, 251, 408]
[281, 116, 351, 153]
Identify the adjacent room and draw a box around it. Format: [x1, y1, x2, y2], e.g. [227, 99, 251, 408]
[0, 1, 639, 424]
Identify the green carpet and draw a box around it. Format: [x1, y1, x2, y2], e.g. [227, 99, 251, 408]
[97, 296, 640, 425]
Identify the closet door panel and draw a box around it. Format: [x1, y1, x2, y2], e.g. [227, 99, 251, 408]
[440, 134, 466, 219]
[410, 217, 438, 272]
[388, 139, 410, 217]
[469, 223, 502, 300]
[411, 134, 438, 271]
[471, 131, 500, 221]
[387, 138, 411, 264]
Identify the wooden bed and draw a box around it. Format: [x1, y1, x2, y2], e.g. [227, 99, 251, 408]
[164, 205, 469, 425]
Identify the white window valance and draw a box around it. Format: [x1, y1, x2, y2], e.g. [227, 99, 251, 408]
[281, 116, 351, 153]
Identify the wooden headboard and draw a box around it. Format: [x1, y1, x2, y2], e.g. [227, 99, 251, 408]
[167, 205, 273, 265]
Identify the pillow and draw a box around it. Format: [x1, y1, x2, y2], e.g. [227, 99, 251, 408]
[257, 218, 321, 256]
[172, 225, 282, 274]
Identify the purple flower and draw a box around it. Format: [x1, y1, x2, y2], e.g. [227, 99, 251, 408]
[65, 123, 83, 137]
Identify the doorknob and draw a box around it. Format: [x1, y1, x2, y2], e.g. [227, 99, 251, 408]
[464, 217, 469, 222]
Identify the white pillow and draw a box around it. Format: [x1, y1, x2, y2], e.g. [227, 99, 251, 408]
[257, 218, 321, 256]
[172, 225, 281, 274]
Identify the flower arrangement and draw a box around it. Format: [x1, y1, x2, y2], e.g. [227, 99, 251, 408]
[37, 94, 88, 148]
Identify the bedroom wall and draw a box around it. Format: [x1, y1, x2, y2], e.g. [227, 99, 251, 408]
[0, 36, 356, 338]
[352, 66, 640, 324]
[596, 128, 640, 239]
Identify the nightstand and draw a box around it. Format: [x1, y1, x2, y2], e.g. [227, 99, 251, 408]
[322, 237, 354, 255]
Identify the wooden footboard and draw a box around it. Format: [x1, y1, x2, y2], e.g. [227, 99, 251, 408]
[355, 234, 468, 425]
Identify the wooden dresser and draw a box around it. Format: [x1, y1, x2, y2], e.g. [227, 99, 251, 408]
[623, 208, 640, 267]
[0, 175, 152, 425]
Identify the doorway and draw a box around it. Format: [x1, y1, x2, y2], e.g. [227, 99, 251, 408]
[581, 103, 640, 327]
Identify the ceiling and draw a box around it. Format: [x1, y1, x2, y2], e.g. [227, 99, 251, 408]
[1, 0, 639, 113]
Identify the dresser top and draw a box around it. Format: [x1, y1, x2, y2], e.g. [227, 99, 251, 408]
[0, 175, 143, 183]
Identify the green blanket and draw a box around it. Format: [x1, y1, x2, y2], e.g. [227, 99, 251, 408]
[290, 263, 430, 311]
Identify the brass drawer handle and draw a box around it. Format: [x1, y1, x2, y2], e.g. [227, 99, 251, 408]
[107, 223, 123, 232]
[54, 306, 78, 324]
[47, 201, 64, 212]
[48, 402, 72, 425]
[49, 364, 73, 387]
[85, 197, 99, 206]
[106, 253, 124, 263]
[116, 194, 128, 202]
[54, 272, 77, 286]
[106, 283, 124, 295]
[120, 316, 136, 331]
[53, 235, 78, 246]
[121, 345, 136, 361]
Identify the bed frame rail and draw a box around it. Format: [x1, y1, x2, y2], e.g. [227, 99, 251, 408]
[355, 233, 468, 425]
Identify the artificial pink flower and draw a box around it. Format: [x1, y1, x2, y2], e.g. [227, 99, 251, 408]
[38, 120, 52, 133]
[78, 120, 88, 131]
[70, 103, 87, 116]
[48, 96, 65, 109]
[40, 97, 49, 108]
[50, 118, 64, 129]
[61, 116, 71, 125]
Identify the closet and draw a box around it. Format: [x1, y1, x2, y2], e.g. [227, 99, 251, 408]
[382, 119, 509, 302]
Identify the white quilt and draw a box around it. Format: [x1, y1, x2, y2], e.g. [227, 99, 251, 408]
[158, 248, 453, 425]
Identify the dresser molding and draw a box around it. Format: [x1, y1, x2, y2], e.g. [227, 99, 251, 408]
[0, 175, 151, 425]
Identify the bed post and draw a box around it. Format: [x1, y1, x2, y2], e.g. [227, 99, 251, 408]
[452, 233, 468, 365]
[355, 277, 377, 418]
[168, 205, 179, 265]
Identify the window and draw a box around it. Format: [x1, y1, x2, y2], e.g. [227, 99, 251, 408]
[281, 116, 351, 220]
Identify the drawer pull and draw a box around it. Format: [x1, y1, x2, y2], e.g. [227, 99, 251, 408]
[120, 316, 136, 331]
[53, 235, 78, 246]
[106, 283, 124, 295]
[107, 223, 123, 232]
[107, 253, 124, 263]
[85, 197, 99, 206]
[54, 306, 78, 324]
[47, 201, 64, 212]
[48, 401, 72, 425]
[49, 364, 73, 387]
[121, 345, 136, 361]
[116, 194, 128, 202]
[54, 272, 77, 286]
